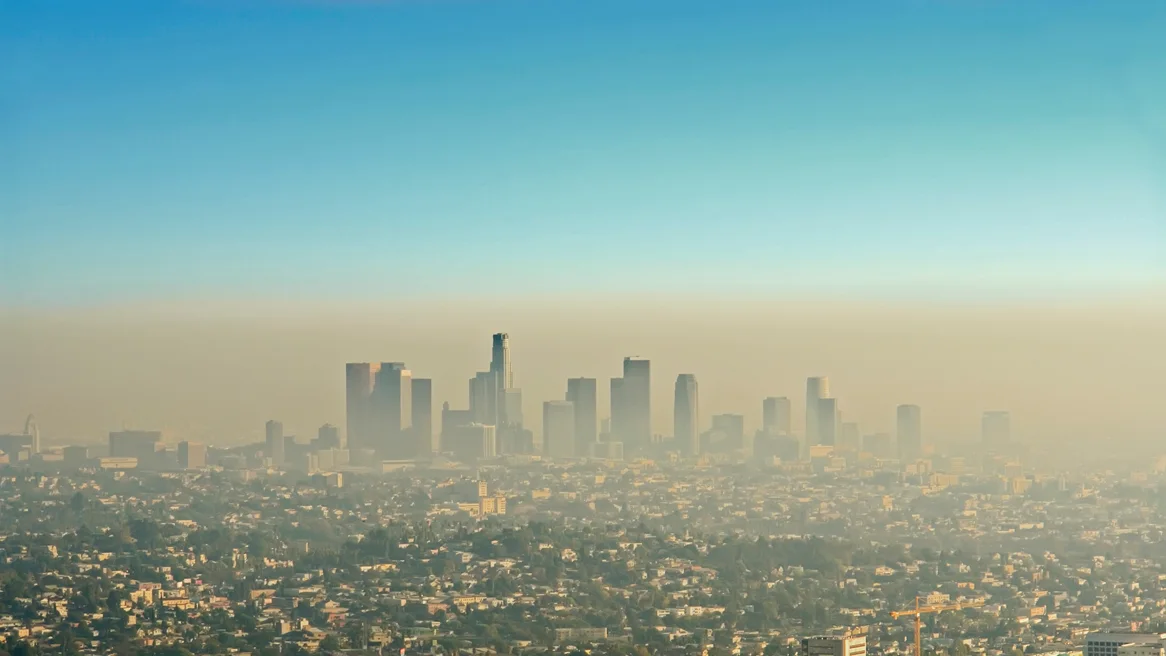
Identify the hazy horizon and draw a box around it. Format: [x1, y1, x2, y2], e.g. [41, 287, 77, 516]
[3, 295, 1163, 450]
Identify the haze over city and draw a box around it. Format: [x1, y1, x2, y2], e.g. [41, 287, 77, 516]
[6, 3, 1166, 656]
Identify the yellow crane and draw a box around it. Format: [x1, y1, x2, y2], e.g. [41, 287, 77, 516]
[891, 596, 984, 656]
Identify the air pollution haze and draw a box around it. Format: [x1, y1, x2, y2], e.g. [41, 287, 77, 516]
[2, 295, 1163, 450]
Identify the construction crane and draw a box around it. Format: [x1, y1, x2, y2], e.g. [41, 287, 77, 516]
[891, 596, 984, 656]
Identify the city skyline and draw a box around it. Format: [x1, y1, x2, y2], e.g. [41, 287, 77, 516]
[4, 299, 1162, 450]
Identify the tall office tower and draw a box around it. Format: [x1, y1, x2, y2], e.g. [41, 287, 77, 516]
[610, 377, 626, 442]
[982, 411, 1011, 446]
[469, 371, 499, 426]
[490, 333, 515, 428]
[673, 374, 700, 455]
[316, 424, 341, 450]
[373, 363, 412, 458]
[622, 357, 651, 453]
[498, 388, 526, 454]
[806, 377, 830, 449]
[491, 332, 513, 387]
[265, 420, 285, 466]
[411, 378, 433, 456]
[177, 441, 206, 469]
[566, 378, 598, 456]
[816, 398, 838, 446]
[762, 397, 792, 434]
[896, 404, 923, 460]
[543, 400, 576, 459]
[345, 362, 382, 450]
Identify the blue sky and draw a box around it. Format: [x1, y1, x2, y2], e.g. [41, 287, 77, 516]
[3, 0, 1164, 306]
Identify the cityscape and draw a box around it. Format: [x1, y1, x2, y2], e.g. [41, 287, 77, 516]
[4, 1, 1165, 656]
[2, 331, 1020, 474]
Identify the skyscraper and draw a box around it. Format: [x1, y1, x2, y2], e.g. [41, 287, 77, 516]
[491, 333, 514, 425]
[265, 420, 285, 466]
[610, 377, 625, 442]
[469, 371, 499, 426]
[982, 411, 1011, 446]
[896, 404, 923, 460]
[762, 397, 792, 434]
[566, 378, 598, 456]
[345, 362, 381, 450]
[816, 398, 838, 446]
[372, 363, 412, 458]
[412, 378, 433, 456]
[622, 357, 651, 453]
[543, 400, 576, 459]
[178, 441, 206, 469]
[806, 377, 830, 449]
[316, 423, 341, 450]
[673, 374, 699, 455]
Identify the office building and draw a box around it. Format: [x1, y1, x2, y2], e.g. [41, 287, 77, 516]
[345, 362, 381, 450]
[801, 632, 867, 656]
[618, 357, 651, 453]
[543, 400, 576, 459]
[566, 377, 598, 456]
[1086, 633, 1166, 656]
[412, 378, 433, 455]
[816, 398, 838, 446]
[610, 377, 625, 444]
[711, 413, 745, 449]
[491, 333, 513, 420]
[673, 374, 699, 455]
[982, 410, 1011, 445]
[63, 445, 90, 468]
[373, 363, 412, 458]
[762, 396, 792, 435]
[265, 420, 285, 466]
[315, 424, 341, 450]
[109, 430, 162, 462]
[469, 370, 499, 426]
[897, 404, 923, 460]
[806, 377, 830, 450]
[443, 424, 496, 462]
[178, 441, 207, 469]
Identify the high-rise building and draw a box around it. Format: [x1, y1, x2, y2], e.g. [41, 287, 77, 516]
[982, 410, 1011, 445]
[469, 370, 499, 426]
[345, 362, 382, 450]
[566, 378, 598, 456]
[711, 414, 746, 449]
[806, 377, 830, 450]
[412, 378, 433, 455]
[621, 357, 651, 453]
[316, 424, 341, 450]
[762, 397, 792, 434]
[673, 374, 699, 455]
[816, 398, 838, 446]
[896, 404, 923, 460]
[265, 420, 285, 466]
[372, 363, 412, 458]
[443, 424, 496, 462]
[491, 332, 513, 396]
[543, 400, 576, 459]
[109, 430, 162, 461]
[178, 441, 207, 469]
[609, 377, 625, 442]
